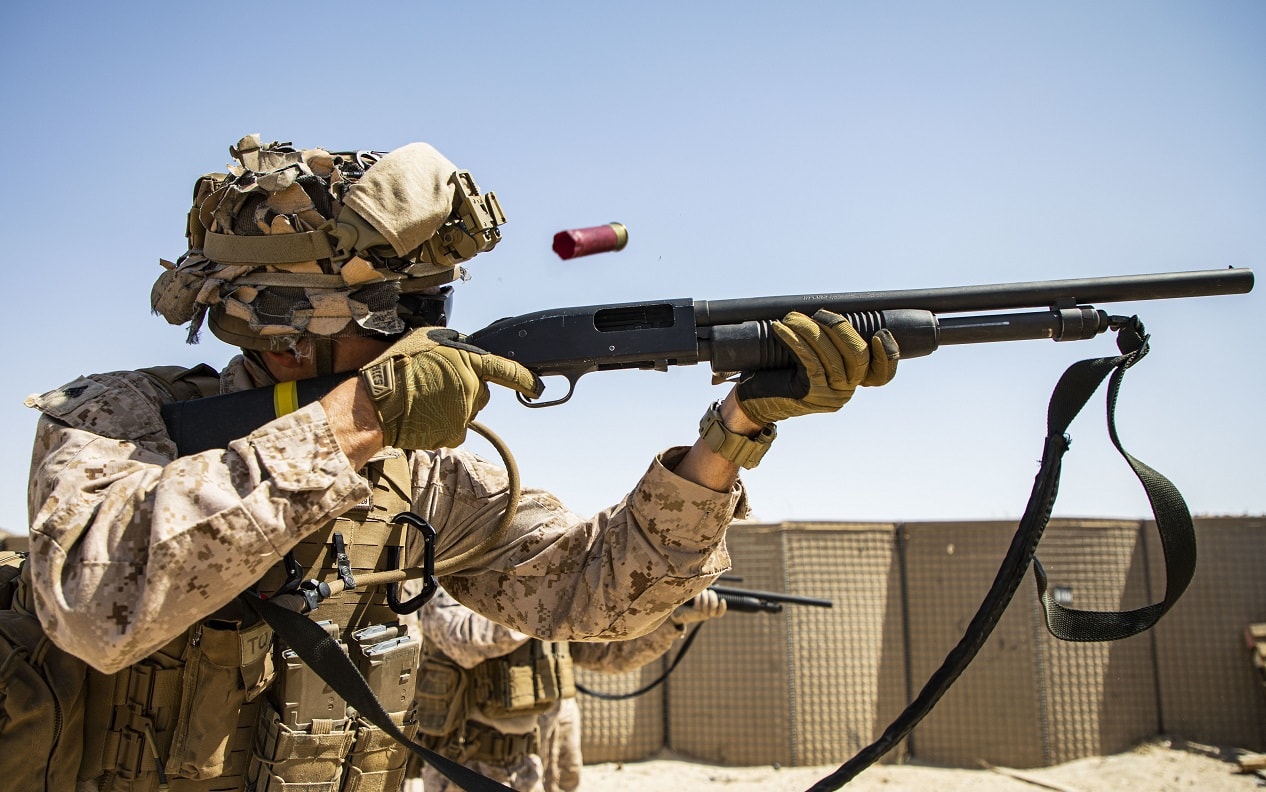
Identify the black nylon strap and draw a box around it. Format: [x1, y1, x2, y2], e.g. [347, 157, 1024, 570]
[575, 623, 705, 701]
[808, 316, 1198, 790]
[241, 593, 513, 792]
[1034, 318, 1195, 640]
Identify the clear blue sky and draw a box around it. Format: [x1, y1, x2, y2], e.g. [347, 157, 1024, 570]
[1, 1, 1261, 533]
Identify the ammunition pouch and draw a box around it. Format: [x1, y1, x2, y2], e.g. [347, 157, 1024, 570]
[432, 721, 540, 766]
[246, 711, 422, 792]
[344, 624, 421, 791]
[248, 701, 355, 792]
[166, 618, 276, 779]
[470, 640, 575, 719]
[343, 715, 420, 792]
[246, 621, 421, 792]
[414, 652, 469, 738]
[77, 613, 275, 789]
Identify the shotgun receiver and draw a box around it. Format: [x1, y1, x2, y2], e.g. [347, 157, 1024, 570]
[466, 267, 1254, 406]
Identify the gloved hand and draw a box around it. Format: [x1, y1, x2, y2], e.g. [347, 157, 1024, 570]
[671, 589, 728, 627]
[360, 328, 543, 449]
[736, 309, 899, 426]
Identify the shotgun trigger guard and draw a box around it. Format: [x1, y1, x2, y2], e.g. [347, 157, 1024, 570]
[517, 373, 578, 407]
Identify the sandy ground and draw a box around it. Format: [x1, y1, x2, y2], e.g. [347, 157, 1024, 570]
[578, 738, 1263, 791]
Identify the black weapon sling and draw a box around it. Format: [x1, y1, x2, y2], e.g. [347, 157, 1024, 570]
[808, 316, 1197, 791]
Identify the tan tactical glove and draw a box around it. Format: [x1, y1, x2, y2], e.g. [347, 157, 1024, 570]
[736, 309, 899, 426]
[671, 589, 728, 627]
[360, 328, 543, 449]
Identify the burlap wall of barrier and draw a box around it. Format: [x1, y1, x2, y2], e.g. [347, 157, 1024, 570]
[780, 524, 909, 765]
[575, 658, 667, 763]
[662, 524, 792, 764]
[904, 519, 1166, 768]
[1147, 516, 1266, 751]
[665, 522, 906, 766]
[1027, 519, 1159, 764]
[902, 521, 1046, 768]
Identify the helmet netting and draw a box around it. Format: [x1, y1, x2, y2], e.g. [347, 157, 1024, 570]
[150, 134, 479, 350]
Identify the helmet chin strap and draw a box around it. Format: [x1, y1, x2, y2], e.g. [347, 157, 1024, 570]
[313, 337, 336, 378]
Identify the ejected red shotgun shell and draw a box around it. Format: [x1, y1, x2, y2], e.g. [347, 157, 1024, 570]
[552, 222, 629, 259]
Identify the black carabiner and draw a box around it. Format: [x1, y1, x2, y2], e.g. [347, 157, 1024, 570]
[274, 550, 305, 596]
[386, 511, 438, 615]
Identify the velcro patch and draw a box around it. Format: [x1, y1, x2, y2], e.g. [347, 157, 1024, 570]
[362, 362, 395, 400]
[24, 377, 108, 419]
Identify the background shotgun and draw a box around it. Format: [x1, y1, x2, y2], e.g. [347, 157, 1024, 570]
[574, 582, 833, 701]
[162, 267, 1253, 453]
[703, 584, 833, 614]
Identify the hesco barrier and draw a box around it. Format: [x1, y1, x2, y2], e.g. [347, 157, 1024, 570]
[576, 516, 1266, 769]
[573, 659, 668, 764]
[1146, 518, 1266, 751]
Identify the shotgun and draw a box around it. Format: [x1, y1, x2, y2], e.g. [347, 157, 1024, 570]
[161, 267, 1253, 452]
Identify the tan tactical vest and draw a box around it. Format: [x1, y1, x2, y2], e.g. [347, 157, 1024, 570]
[10, 367, 426, 792]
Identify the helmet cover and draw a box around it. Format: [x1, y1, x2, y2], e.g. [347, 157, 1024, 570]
[151, 134, 504, 350]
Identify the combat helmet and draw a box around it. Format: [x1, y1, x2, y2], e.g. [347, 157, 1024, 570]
[151, 134, 505, 368]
